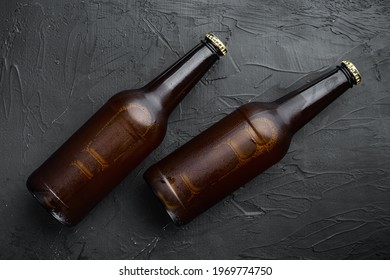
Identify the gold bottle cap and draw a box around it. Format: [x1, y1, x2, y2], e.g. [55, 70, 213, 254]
[342, 60, 362, 85]
[205, 33, 227, 56]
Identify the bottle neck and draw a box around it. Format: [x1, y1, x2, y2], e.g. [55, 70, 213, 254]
[144, 40, 221, 115]
[275, 65, 355, 133]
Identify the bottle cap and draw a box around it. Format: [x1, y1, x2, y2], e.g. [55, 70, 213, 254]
[205, 33, 227, 56]
[342, 60, 362, 85]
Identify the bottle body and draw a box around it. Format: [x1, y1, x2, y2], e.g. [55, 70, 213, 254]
[144, 102, 292, 224]
[144, 61, 361, 225]
[27, 91, 167, 225]
[27, 34, 227, 226]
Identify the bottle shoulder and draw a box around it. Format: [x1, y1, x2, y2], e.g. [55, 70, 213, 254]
[237, 102, 293, 151]
[106, 90, 168, 140]
[238, 101, 278, 114]
[238, 102, 283, 127]
[109, 89, 164, 115]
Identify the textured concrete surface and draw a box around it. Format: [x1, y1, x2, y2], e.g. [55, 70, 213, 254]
[1, 0, 389, 259]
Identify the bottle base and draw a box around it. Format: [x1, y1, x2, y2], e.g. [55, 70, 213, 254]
[26, 177, 73, 226]
[143, 168, 188, 226]
[164, 208, 183, 226]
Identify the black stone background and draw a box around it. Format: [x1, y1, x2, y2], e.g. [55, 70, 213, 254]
[1, 0, 389, 260]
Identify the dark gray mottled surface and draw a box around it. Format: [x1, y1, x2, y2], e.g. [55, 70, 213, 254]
[1, 0, 389, 259]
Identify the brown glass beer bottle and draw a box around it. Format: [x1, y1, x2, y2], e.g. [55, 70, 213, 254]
[144, 60, 362, 225]
[27, 33, 227, 226]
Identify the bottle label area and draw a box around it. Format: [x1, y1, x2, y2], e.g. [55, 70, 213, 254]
[158, 117, 278, 211]
[71, 103, 153, 180]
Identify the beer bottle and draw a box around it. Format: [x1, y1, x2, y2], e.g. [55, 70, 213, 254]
[27, 33, 227, 226]
[143, 60, 361, 225]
